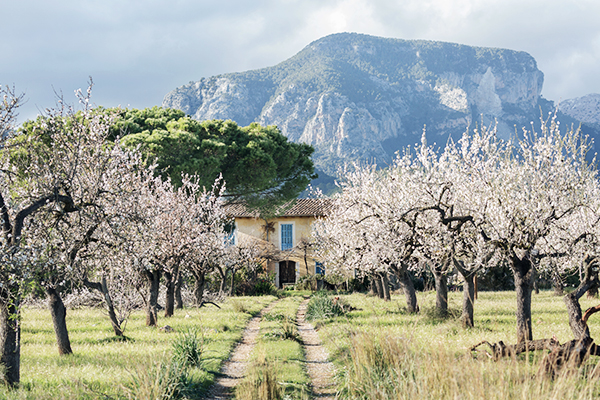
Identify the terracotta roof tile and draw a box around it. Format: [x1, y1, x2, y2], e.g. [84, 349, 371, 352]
[225, 198, 333, 218]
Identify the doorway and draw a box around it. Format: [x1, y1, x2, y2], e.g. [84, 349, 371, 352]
[279, 260, 296, 287]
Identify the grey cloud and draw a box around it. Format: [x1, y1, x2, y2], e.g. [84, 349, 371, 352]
[2, 0, 599, 122]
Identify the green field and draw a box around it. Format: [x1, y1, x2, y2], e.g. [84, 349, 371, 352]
[3, 290, 600, 399]
[316, 290, 600, 400]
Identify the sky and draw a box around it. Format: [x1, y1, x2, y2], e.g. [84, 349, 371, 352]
[2, 0, 599, 123]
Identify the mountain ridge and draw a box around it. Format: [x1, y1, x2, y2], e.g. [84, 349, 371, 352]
[163, 33, 573, 176]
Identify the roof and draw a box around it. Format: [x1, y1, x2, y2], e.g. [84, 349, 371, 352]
[225, 198, 333, 218]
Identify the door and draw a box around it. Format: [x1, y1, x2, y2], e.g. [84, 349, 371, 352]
[279, 260, 296, 287]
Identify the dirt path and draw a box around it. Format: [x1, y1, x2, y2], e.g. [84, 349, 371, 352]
[297, 297, 337, 399]
[206, 300, 279, 399]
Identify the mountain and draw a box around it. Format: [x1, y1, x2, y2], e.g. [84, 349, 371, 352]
[163, 32, 550, 176]
[559, 94, 600, 125]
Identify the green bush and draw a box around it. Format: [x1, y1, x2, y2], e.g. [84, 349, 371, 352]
[252, 276, 278, 296]
[305, 295, 346, 321]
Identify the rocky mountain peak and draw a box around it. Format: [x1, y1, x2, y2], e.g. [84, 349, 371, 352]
[163, 33, 547, 175]
[559, 94, 600, 125]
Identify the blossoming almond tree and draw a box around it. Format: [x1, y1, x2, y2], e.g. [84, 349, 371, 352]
[7, 83, 167, 354]
[0, 82, 143, 383]
[452, 118, 598, 343]
[124, 173, 227, 326]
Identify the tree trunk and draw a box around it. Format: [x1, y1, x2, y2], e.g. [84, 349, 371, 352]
[0, 299, 20, 386]
[47, 287, 72, 355]
[511, 255, 534, 343]
[175, 271, 183, 310]
[553, 271, 564, 296]
[462, 273, 476, 328]
[100, 277, 123, 336]
[164, 271, 175, 318]
[565, 257, 599, 340]
[433, 269, 448, 316]
[454, 260, 476, 328]
[373, 275, 384, 299]
[145, 270, 161, 327]
[229, 268, 236, 296]
[380, 273, 391, 301]
[83, 277, 123, 336]
[216, 266, 227, 295]
[392, 265, 419, 313]
[193, 272, 206, 306]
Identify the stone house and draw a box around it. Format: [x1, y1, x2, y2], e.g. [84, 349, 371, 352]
[225, 199, 332, 288]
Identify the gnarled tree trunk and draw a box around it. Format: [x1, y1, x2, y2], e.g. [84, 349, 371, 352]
[392, 264, 419, 313]
[47, 287, 72, 355]
[83, 276, 123, 336]
[552, 270, 564, 296]
[0, 300, 20, 386]
[229, 268, 236, 296]
[373, 275, 384, 299]
[164, 270, 175, 318]
[454, 260, 476, 328]
[216, 266, 227, 295]
[432, 268, 448, 316]
[461, 273, 476, 328]
[510, 255, 534, 343]
[175, 270, 183, 310]
[145, 269, 161, 327]
[193, 272, 206, 306]
[381, 273, 391, 301]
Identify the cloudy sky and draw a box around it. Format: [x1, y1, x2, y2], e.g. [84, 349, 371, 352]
[2, 0, 599, 122]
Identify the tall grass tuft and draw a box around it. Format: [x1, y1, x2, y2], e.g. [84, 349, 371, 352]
[337, 331, 600, 400]
[230, 298, 249, 314]
[305, 295, 345, 321]
[280, 316, 299, 341]
[172, 327, 204, 368]
[124, 357, 188, 400]
[235, 352, 284, 400]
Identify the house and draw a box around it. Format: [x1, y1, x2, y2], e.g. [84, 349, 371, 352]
[225, 198, 332, 288]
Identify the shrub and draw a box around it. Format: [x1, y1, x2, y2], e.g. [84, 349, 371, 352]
[305, 295, 346, 321]
[295, 274, 320, 291]
[172, 328, 204, 368]
[252, 276, 277, 296]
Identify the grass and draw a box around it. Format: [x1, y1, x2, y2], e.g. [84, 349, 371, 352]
[2, 295, 276, 399]
[315, 290, 600, 399]
[6, 290, 600, 399]
[236, 293, 310, 400]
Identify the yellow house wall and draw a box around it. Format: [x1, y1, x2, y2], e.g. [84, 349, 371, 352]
[234, 216, 322, 287]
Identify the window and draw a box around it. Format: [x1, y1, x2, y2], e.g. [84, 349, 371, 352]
[224, 221, 235, 246]
[280, 223, 293, 250]
[315, 262, 325, 275]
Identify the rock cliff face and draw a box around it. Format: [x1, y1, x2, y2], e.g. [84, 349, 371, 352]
[559, 94, 600, 125]
[163, 33, 546, 175]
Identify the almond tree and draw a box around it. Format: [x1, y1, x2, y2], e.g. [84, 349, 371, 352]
[0, 84, 31, 385]
[445, 117, 598, 343]
[7, 83, 164, 354]
[0, 83, 139, 384]
[313, 161, 425, 312]
[126, 174, 226, 325]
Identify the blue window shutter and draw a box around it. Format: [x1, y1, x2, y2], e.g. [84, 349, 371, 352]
[315, 262, 324, 275]
[281, 224, 293, 250]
